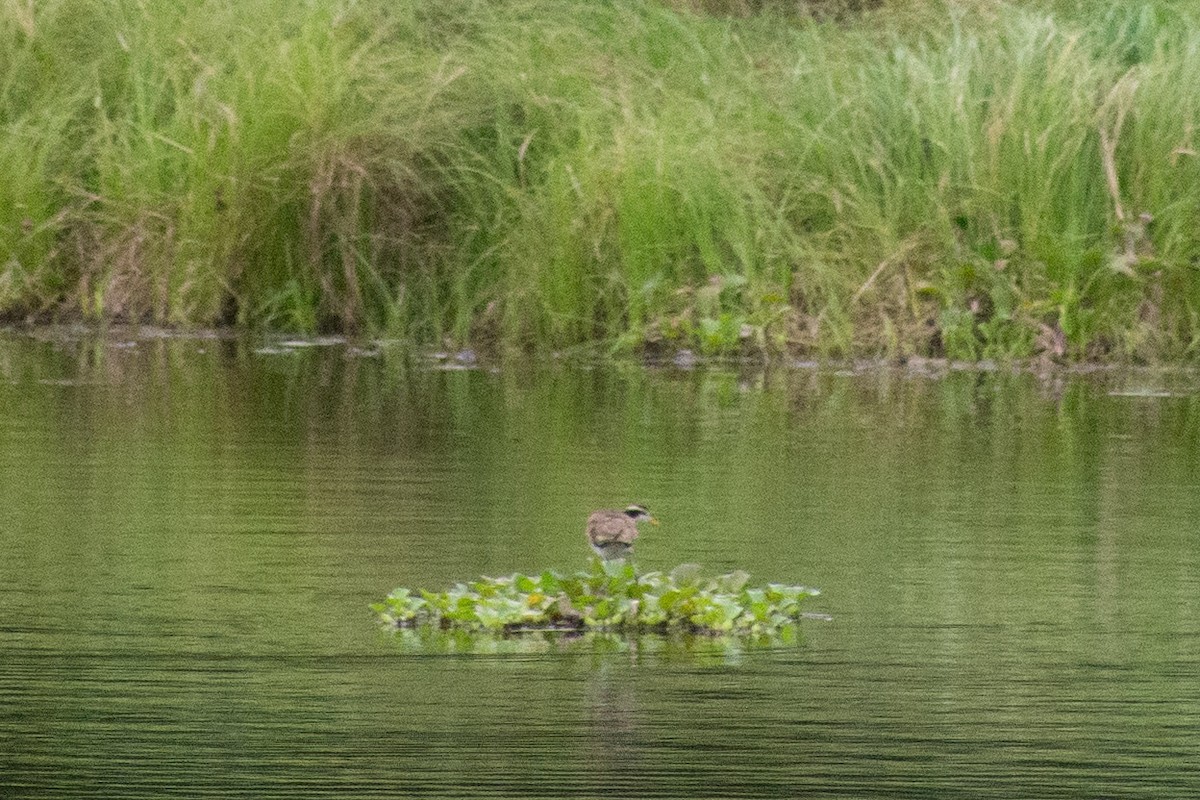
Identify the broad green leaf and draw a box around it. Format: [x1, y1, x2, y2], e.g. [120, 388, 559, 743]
[670, 563, 702, 586]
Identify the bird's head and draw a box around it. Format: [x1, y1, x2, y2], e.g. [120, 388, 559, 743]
[623, 504, 659, 526]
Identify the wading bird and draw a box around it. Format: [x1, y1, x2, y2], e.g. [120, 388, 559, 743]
[585, 504, 658, 560]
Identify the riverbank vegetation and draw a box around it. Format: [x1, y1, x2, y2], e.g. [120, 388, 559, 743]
[3, 0, 1200, 360]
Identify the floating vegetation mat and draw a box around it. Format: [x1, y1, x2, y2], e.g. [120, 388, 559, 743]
[373, 560, 822, 637]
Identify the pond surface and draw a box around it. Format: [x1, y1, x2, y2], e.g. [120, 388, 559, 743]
[2, 332, 1200, 798]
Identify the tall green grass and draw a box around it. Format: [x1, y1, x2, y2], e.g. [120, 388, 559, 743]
[3, 0, 1200, 359]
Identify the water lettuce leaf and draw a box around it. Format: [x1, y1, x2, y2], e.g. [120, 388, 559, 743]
[375, 558, 821, 638]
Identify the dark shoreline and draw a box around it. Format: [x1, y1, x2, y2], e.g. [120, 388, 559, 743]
[7, 323, 1200, 378]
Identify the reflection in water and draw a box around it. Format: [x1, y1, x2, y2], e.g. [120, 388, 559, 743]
[582, 658, 641, 783]
[1, 332, 1200, 797]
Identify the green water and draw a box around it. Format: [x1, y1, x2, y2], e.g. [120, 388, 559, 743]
[2, 333, 1200, 798]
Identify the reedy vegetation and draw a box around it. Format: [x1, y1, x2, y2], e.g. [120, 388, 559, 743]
[2, 0, 1199, 359]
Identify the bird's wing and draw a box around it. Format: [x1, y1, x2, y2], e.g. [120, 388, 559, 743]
[587, 511, 639, 545]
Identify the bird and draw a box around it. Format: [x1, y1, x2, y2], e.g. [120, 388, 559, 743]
[585, 504, 659, 560]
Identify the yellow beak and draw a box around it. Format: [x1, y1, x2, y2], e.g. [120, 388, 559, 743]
[649, 516, 660, 526]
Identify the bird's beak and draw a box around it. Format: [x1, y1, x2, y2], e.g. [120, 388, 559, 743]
[649, 516, 660, 526]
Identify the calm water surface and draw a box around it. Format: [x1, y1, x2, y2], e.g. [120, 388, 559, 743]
[2, 333, 1200, 798]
